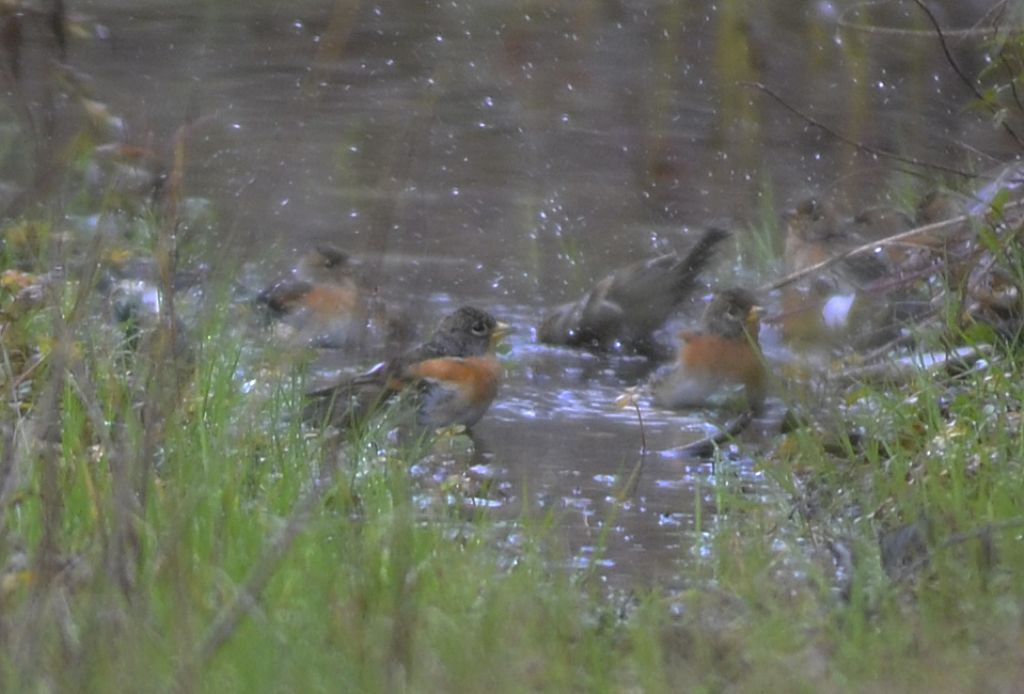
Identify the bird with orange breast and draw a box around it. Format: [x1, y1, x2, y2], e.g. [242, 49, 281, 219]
[651, 288, 767, 412]
[305, 306, 511, 431]
[538, 227, 730, 357]
[257, 244, 368, 349]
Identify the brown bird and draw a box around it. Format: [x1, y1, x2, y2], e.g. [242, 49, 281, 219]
[305, 306, 511, 430]
[782, 197, 892, 284]
[538, 227, 730, 356]
[651, 288, 767, 411]
[777, 198, 899, 349]
[257, 244, 368, 349]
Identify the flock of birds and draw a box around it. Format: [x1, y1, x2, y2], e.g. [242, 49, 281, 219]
[252, 188, 984, 442]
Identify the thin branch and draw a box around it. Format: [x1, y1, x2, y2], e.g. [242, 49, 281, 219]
[1001, 56, 1024, 113]
[893, 516, 1024, 584]
[667, 410, 754, 459]
[171, 449, 341, 692]
[760, 198, 1024, 293]
[743, 81, 978, 178]
[617, 452, 646, 501]
[836, 0, 1013, 38]
[909, 0, 1024, 148]
[615, 397, 648, 500]
[633, 401, 647, 454]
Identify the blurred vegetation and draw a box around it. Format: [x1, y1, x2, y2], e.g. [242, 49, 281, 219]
[0, 1, 1023, 692]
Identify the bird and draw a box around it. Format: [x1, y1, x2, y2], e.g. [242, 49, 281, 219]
[305, 305, 511, 431]
[256, 244, 368, 349]
[776, 197, 898, 349]
[651, 288, 767, 411]
[909, 189, 974, 269]
[538, 226, 730, 356]
[781, 197, 891, 285]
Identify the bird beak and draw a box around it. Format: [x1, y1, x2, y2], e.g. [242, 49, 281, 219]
[746, 306, 764, 330]
[491, 321, 513, 346]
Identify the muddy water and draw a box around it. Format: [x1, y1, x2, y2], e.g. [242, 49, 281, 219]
[62, 0, 1015, 589]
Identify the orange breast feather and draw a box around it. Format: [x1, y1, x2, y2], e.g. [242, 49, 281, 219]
[680, 334, 763, 390]
[304, 283, 359, 315]
[406, 356, 500, 403]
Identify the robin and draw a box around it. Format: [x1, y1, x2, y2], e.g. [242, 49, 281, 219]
[911, 190, 974, 268]
[650, 288, 766, 411]
[777, 198, 898, 349]
[782, 197, 892, 285]
[256, 244, 368, 349]
[305, 305, 511, 431]
[538, 226, 730, 356]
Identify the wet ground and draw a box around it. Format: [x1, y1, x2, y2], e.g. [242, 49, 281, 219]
[24, 0, 1020, 590]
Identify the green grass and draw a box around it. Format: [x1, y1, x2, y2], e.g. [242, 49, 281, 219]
[3, 26, 1024, 689]
[2, 189, 1024, 692]
[4, 246, 1024, 692]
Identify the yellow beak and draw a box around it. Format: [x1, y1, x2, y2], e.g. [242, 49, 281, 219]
[490, 321, 513, 347]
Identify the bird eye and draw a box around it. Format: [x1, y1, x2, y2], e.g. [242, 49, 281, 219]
[470, 320, 488, 335]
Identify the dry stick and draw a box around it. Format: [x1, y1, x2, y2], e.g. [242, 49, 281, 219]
[909, 0, 1024, 149]
[669, 410, 755, 459]
[855, 319, 937, 364]
[172, 455, 340, 692]
[1002, 57, 1024, 114]
[615, 397, 649, 500]
[760, 199, 1024, 294]
[836, 0, 1012, 38]
[616, 456, 646, 501]
[894, 516, 1024, 584]
[15, 312, 71, 677]
[742, 81, 978, 179]
[633, 401, 647, 454]
[977, 0, 1010, 29]
[836, 345, 991, 384]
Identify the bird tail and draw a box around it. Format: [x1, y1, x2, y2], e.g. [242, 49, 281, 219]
[672, 226, 730, 296]
[303, 362, 395, 429]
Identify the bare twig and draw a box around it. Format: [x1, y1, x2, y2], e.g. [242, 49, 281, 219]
[633, 401, 647, 454]
[615, 396, 649, 500]
[761, 198, 1024, 293]
[835, 345, 991, 384]
[893, 516, 1024, 584]
[1001, 57, 1024, 114]
[837, 0, 1013, 38]
[909, 0, 1024, 148]
[743, 81, 978, 178]
[668, 410, 754, 459]
[172, 452, 341, 693]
